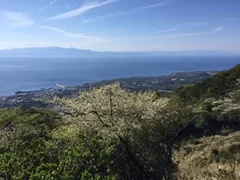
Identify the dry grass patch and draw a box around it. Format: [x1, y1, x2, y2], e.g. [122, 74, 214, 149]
[174, 132, 240, 180]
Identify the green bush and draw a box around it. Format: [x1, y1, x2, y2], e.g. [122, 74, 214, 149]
[175, 64, 240, 103]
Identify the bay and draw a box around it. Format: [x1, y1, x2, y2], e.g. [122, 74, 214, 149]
[0, 56, 239, 96]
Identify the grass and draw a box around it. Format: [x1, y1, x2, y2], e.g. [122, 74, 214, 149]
[174, 131, 240, 180]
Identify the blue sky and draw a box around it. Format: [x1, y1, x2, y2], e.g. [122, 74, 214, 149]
[0, 0, 239, 52]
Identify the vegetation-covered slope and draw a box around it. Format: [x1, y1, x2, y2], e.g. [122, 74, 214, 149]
[176, 64, 240, 103]
[0, 85, 193, 180]
[0, 64, 239, 180]
[173, 64, 240, 180]
[174, 131, 240, 180]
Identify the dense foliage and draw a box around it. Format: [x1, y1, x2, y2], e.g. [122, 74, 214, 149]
[0, 108, 124, 179]
[176, 64, 240, 103]
[0, 65, 239, 180]
[0, 84, 193, 180]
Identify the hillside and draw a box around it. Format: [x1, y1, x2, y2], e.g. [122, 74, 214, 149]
[0, 47, 102, 57]
[173, 64, 240, 139]
[176, 64, 240, 103]
[0, 65, 240, 179]
[174, 131, 240, 180]
[173, 64, 240, 180]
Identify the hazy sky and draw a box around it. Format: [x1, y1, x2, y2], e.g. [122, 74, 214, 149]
[0, 0, 239, 52]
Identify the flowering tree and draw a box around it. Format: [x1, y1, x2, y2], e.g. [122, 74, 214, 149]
[56, 83, 191, 180]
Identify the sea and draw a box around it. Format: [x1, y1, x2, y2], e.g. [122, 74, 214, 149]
[0, 56, 239, 96]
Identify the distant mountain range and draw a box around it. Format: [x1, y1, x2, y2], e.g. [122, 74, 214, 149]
[0, 47, 239, 57]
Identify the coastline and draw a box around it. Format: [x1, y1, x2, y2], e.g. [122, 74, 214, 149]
[0, 70, 218, 108]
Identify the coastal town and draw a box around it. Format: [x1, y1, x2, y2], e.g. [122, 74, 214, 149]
[0, 71, 217, 108]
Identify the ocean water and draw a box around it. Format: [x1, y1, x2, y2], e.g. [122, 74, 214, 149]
[0, 56, 239, 96]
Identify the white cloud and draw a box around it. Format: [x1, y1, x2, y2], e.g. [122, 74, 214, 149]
[0, 41, 57, 48]
[156, 44, 165, 49]
[82, 1, 173, 23]
[39, 26, 108, 43]
[1, 10, 35, 27]
[158, 28, 182, 33]
[136, 2, 168, 9]
[37, 0, 59, 11]
[159, 32, 206, 38]
[94, 29, 127, 35]
[138, 32, 207, 40]
[213, 27, 223, 32]
[83, 11, 134, 23]
[40, 26, 93, 39]
[225, 18, 239, 21]
[189, 22, 209, 26]
[141, 28, 223, 40]
[46, 0, 119, 20]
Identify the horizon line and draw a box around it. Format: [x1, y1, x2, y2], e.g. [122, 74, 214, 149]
[0, 46, 239, 53]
